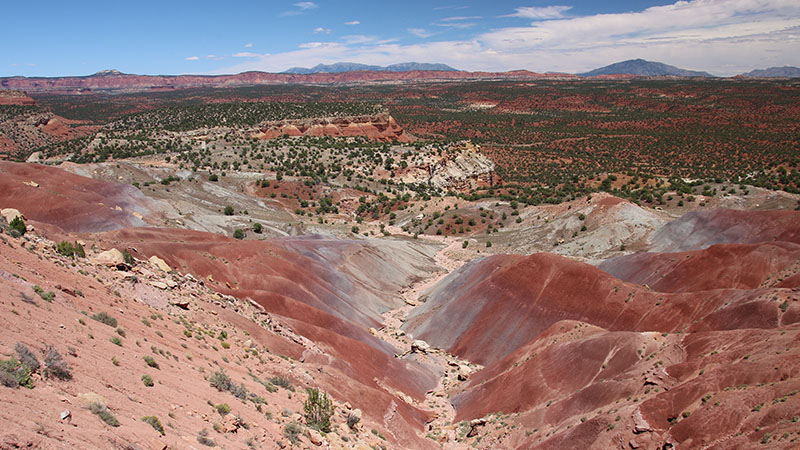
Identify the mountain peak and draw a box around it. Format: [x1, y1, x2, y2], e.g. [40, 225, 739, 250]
[579, 59, 713, 77]
[740, 66, 800, 78]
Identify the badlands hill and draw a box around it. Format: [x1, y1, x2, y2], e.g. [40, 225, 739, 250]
[1, 157, 799, 449]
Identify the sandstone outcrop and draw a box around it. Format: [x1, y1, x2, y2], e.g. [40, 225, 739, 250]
[255, 113, 413, 142]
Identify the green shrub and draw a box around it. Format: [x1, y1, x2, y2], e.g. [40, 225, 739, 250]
[224, 206, 234, 216]
[347, 412, 360, 429]
[15, 343, 40, 372]
[141, 416, 165, 435]
[215, 403, 231, 415]
[9, 216, 26, 236]
[209, 369, 233, 391]
[233, 229, 244, 240]
[197, 429, 215, 446]
[91, 312, 118, 327]
[122, 249, 134, 266]
[304, 388, 334, 432]
[56, 241, 85, 258]
[284, 422, 302, 444]
[252, 223, 263, 234]
[32, 285, 54, 302]
[43, 346, 71, 380]
[142, 374, 154, 387]
[143, 356, 159, 369]
[0, 357, 34, 388]
[269, 376, 293, 391]
[90, 402, 120, 427]
[110, 336, 123, 346]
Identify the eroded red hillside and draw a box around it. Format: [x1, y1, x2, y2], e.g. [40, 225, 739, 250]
[0, 161, 152, 232]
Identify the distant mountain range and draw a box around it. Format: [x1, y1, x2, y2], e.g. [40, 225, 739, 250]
[283, 62, 458, 74]
[740, 66, 800, 78]
[579, 59, 713, 77]
[5, 59, 800, 95]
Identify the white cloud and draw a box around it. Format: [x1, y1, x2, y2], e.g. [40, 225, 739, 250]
[344, 20, 360, 25]
[298, 41, 340, 49]
[408, 28, 434, 38]
[439, 16, 482, 22]
[244, 43, 253, 48]
[342, 35, 378, 44]
[185, 56, 200, 61]
[217, 0, 800, 76]
[435, 21, 477, 29]
[280, 1, 318, 16]
[503, 5, 572, 20]
[232, 52, 261, 58]
[314, 27, 332, 34]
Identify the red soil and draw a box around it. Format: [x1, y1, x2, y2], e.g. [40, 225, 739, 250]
[0, 161, 152, 232]
[403, 207, 800, 448]
[649, 208, 800, 252]
[600, 241, 800, 292]
[94, 228, 438, 433]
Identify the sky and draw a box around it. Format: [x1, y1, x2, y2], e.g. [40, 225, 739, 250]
[2, 0, 799, 77]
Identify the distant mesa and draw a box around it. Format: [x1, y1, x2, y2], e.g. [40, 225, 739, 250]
[92, 69, 124, 76]
[0, 89, 35, 105]
[579, 58, 713, 77]
[740, 66, 800, 78]
[283, 62, 459, 74]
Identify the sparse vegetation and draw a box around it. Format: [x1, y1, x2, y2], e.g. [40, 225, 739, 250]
[91, 312, 118, 327]
[215, 403, 230, 415]
[142, 374, 154, 387]
[90, 402, 120, 427]
[304, 387, 334, 432]
[284, 422, 303, 444]
[43, 346, 72, 380]
[209, 369, 249, 399]
[9, 216, 26, 236]
[0, 357, 34, 389]
[196, 428, 215, 446]
[14, 343, 40, 373]
[143, 355, 159, 368]
[141, 415, 165, 435]
[56, 241, 86, 258]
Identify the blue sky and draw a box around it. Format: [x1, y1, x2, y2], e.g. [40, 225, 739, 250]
[2, 0, 799, 77]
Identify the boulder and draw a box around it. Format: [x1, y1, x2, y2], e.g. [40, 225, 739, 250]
[306, 428, 324, 446]
[92, 248, 125, 267]
[411, 339, 430, 354]
[1, 208, 23, 224]
[148, 255, 171, 272]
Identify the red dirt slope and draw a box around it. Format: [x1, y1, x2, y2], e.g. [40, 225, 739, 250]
[93, 227, 439, 436]
[648, 208, 800, 252]
[600, 241, 800, 292]
[0, 161, 152, 232]
[404, 252, 794, 366]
